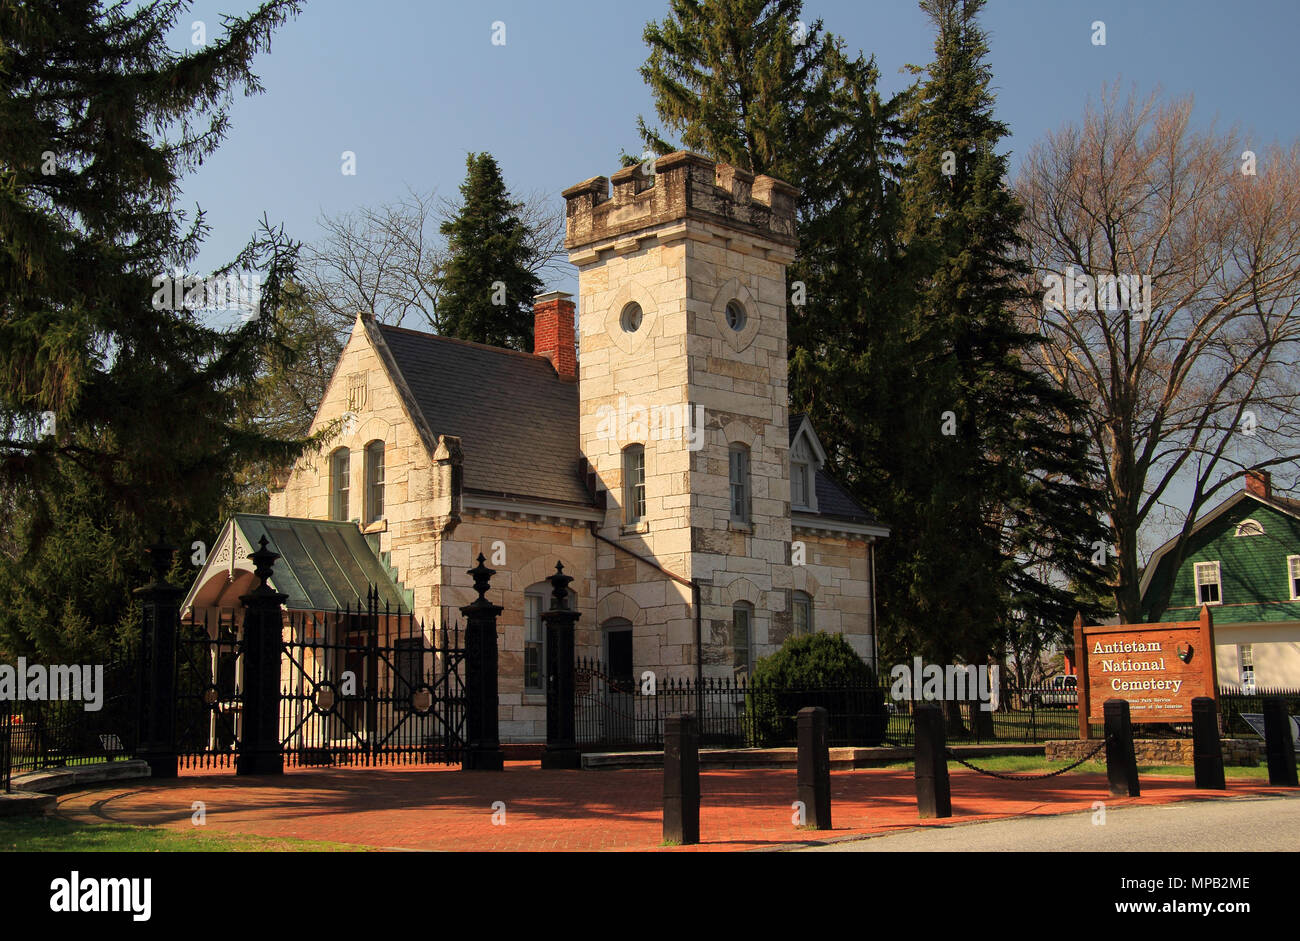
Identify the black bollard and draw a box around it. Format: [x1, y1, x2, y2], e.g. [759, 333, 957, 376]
[797, 706, 831, 829]
[1262, 697, 1299, 787]
[914, 703, 951, 819]
[1191, 697, 1225, 790]
[663, 713, 700, 844]
[1103, 698, 1140, 797]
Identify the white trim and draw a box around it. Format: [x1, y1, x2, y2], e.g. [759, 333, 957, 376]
[1139, 491, 1300, 597]
[461, 493, 604, 524]
[1289, 555, 1300, 602]
[793, 514, 890, 538]
[1193, 560, 1223, 606]
[1234, 518, 1264, 537]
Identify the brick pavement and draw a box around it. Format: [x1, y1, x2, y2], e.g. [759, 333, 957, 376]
[51, 762, 1292, 851]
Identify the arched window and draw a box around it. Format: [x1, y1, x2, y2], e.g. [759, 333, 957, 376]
[729, 443, 751, 524]
[732, 602, 755, 680]
[792, 591, 813, 636]
[329, 448, 350, 521]
[524, 581, 577, 693]
[1234, 518, 1264, 537]
[603, 618, 634, 683]
[364, 440, 385, 524]
[623, 444, 646, 525]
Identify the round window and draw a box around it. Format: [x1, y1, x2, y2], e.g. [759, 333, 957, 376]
[620, 302, 643, 334]
[725, 300, 747, 332]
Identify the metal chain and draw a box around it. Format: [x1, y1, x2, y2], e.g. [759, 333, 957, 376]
[942, 737, 1109, 781]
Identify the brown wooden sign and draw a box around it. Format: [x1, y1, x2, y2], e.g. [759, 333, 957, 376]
[1073, 607, 1217, 738]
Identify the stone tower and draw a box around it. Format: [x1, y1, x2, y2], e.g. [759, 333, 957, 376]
[563, 152, 799, 680]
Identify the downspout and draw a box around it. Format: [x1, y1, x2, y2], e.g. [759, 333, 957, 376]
[588, 524, 704, 716]
[869, 540, 879, 676]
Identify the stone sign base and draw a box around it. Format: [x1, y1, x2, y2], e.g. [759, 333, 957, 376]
[1046, 738, 1263, 767]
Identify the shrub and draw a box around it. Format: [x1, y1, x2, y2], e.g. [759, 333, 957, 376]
[744, 633, 887, 747]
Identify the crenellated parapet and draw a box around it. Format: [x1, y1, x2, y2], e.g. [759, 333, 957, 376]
[562, 151, 798, 262]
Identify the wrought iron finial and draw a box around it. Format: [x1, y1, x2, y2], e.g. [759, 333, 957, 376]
[548, 560, 574, 611]
[248, 535, 280, 589]
[468, 553, 495, 603]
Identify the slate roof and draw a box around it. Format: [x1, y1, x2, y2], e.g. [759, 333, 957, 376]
[789, 413, 881, 525]
[368, 329, 883, 527]
[374, 324, 592, 506]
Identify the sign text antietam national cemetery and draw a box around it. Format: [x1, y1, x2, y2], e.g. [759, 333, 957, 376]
[1073, 607, 1217, 737]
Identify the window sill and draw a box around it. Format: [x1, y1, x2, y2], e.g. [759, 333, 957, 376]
[522, 691, 546, 704]
[621, 521, 650, 536]
[728, 521, 753, 534]
[363, 519, 387, 534]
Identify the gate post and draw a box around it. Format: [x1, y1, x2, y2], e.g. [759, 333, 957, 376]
[1103, 698, 1140, 797]
[541, 562, 581, 770]
[237, 536, 287, 776]
[1262, 697, 1298, 787]
[134, 541, 183, 779]
[797, 706, 831, 829]
[913, 703, 951, 819]
[1191, 696, 1225, 790]
[461, 554, 505, 771]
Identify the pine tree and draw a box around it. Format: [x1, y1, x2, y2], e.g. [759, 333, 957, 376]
[0, 1, 307, 658]
[635, 0, 911, 513]
[887, 0, 1106, 682]
[436, 154, 543, 350]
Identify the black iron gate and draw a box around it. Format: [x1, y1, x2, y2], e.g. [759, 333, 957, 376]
[175, 612, 242, 769]
[279, 591, 466, 767]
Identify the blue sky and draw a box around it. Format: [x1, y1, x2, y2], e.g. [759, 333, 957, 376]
[171, 0, 1298, 551]
[180, 0, 1300, 290]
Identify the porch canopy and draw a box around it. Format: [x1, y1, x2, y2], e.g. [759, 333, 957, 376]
[183, 514, 411, 616]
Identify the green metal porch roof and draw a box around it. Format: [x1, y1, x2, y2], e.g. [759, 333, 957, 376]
[230, 514, 410, 613]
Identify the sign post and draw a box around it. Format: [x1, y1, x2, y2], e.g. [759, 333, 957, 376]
[1074, 606, 1217, 738]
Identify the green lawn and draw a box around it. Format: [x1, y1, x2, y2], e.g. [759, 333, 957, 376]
[874, 753, 1274, 780]
[0, 815, 370, 852]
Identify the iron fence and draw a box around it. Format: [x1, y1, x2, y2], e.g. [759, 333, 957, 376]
[1218, 685, 1300, 738]
[0, 657, 137, 788]
[574, 662, 1112, 750]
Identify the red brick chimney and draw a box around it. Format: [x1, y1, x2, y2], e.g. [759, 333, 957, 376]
[1245, 468, 1272, 499]
[533, 291, 577, 381]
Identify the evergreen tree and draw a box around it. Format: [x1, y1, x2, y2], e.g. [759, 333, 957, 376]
[0, 1, 307, 658]
[886, 0, 1106, 682]
[436, 153, 543, 350]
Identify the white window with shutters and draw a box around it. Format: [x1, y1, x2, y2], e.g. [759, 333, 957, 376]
[1288, 555, 1300, 601]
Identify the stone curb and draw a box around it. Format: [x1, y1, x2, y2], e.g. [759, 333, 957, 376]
[581, 744, 1045, 771]
[9, 759, 152, 797]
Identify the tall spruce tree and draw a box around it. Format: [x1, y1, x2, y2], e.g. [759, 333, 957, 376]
[635, 0, 911, 527]
[889, 0, 1106, 691]
[633, 0, 1107, 703]
[0, 1, 307, 659]
[436, 153, 543, 350]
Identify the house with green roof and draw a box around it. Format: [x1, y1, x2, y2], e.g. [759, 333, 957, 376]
[1140, 470, 1300, 690]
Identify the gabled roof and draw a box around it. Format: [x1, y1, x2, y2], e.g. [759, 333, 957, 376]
[1139, 490, 1300, 599]
[370, 322, 593, 507]
[184, 514, 410, 614]
[788, 412, 886, 529]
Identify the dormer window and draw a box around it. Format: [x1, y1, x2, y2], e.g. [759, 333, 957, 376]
[1234, 518, 1264, 537]
[789, 421, 824, 512]
[791, 458, 812, 510]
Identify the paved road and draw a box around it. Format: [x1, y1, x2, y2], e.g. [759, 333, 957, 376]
[797, 793, 1300, 851]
